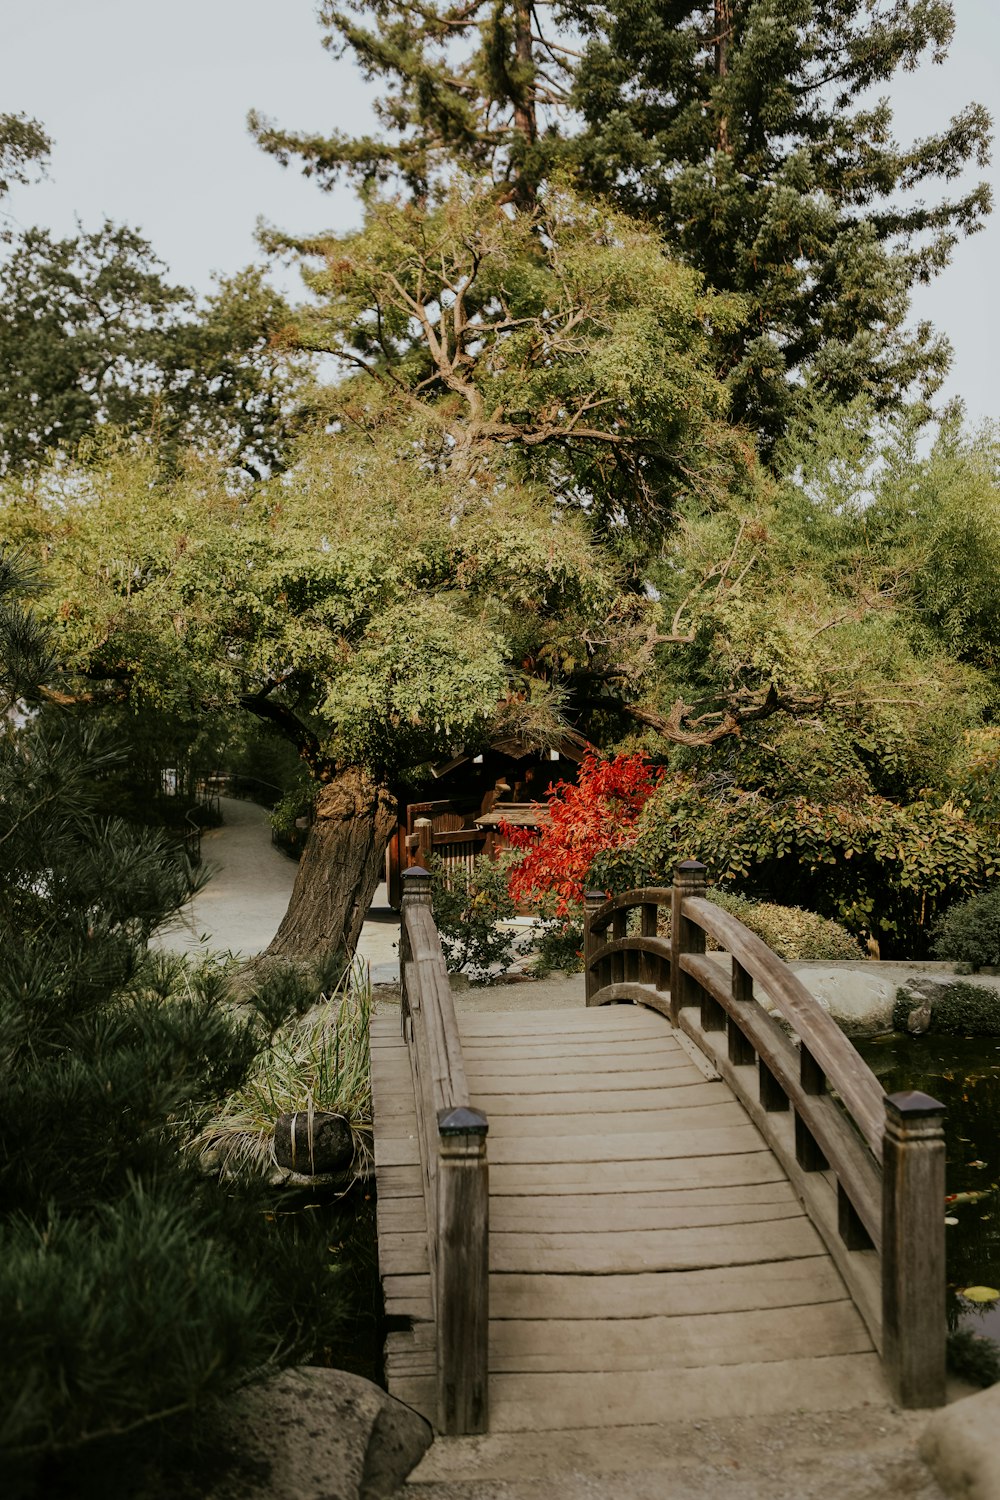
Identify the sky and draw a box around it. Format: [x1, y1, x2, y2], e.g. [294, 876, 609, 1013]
[1, 0, 998, 426]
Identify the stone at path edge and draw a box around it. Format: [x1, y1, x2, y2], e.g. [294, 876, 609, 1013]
[204, 1366, 432, 1500]
[921, 1383, 1000, 1500]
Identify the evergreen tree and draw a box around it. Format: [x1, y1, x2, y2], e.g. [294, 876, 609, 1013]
[255, 2, 991, 447]
[249, 0, 572, 205]
[568, 0, 992, 445]
[0, 548, 271, 1486]
[0, 224, 311, 479]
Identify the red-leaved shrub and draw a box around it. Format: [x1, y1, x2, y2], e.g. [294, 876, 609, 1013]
[501, 753, 662, 915]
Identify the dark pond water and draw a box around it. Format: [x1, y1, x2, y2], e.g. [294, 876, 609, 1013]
[859, 1034, 1000, 1343]
[265, 1183, 384, 1384]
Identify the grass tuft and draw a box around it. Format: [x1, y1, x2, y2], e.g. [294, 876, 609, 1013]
[192, 961, 373, 1182]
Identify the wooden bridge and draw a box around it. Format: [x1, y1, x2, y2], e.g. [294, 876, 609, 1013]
[370, 861, 947, 1437]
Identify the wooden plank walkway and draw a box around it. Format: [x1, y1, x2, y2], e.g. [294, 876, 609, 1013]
[370, 1001, 889, 1433]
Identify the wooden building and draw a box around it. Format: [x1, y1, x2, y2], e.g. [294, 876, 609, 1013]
[385, 736, 587, 907]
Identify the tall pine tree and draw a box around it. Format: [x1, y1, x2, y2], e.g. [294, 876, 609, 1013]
[252, 1, 991, 447]
[248, 0, 573, 204]
[569, 0, 992, 445]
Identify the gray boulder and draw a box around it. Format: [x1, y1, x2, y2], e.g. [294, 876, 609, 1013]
[207, 1366, 432, 1500]
[920, 1382, 1000, 1499]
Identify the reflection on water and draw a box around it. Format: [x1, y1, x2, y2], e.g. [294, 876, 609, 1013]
[859, 1034, 1000, 1343]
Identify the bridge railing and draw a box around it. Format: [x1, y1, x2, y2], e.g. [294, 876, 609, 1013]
[584, 859, 946, 1409]
[399, 867, 489, 1434]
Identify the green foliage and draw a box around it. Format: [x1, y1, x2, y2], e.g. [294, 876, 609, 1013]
[593, 770, 995, 957]
[530, 919, 585, 975]
[706, 891, 862, 962]
[430, 854, 520, 982]
[269, 784, 316, 846]
[568, 0, 990, 446]
[892, 983, 1000, 1036]
[291, 180, 749, 547]
[0, 113, 49, 208]
[0, 1185, 269, 1464]
[1, 435, 620, 783]
[0, 553, 371, 1485]
[256, 0, 989, 448]
[250, 0, 572, 200]
[0, 224, 312, 479]
[862, 422, 1000, 681]
[0, 223, 191, 475]
[933, 889, 1000, 971]
[946, 1328, 1000, 1388]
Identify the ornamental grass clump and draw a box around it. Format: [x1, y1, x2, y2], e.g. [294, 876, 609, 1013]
[192, 962, 373, 1180]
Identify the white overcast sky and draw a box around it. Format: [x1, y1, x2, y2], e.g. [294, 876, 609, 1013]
[1, 0, 998, 425]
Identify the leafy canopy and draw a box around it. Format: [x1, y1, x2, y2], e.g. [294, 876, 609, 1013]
[253, 0, 991, 447]
[283, 178, 752, 551]
[0, 224, 312, 480]
[1, 434, 621, 782]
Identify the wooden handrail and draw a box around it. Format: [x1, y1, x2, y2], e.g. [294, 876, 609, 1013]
[400, 868, 489, 1435]
[583, 862, 946, 1409]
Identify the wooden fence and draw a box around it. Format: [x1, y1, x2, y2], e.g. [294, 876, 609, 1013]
[584, 859, 947, 1409]
[399, 867, 490, 1434]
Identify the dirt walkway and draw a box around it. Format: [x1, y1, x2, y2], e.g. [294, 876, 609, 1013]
[404, 1406, 949, 1499]
[155, 796, 297, 957]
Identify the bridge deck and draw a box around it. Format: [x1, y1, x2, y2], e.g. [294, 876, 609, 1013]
[370, 1001, 888, 1432]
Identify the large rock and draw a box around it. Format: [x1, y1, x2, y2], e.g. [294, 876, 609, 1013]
[739, 960, 1000, 1039]
[785, 964, 899, 1036]
[207, 1366, 432, 1500]
[273, 1111, 354, 1174]
[920, 1383, 1000, 1499]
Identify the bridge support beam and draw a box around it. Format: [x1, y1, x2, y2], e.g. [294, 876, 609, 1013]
[882, 1090, 947, 1408]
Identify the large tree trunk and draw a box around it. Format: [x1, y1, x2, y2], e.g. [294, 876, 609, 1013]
[265, 767, 397, 963]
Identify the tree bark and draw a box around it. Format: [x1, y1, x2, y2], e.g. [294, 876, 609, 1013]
[715, 0, 732, 153]
[265, 766, 397, 963]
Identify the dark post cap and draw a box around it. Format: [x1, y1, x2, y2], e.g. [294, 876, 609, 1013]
[584, 889, 606, 904]
[885, 1089, 946, 1118]
[401, 866, 431, 881]
[438, 1105, 489, 1136]
[675, 859, 707, 874]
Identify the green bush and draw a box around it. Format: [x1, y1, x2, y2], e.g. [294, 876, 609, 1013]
[707, 891, 863, 961]
[892, 981, 1000, 1036]
[531, 919, 585, 975]
[933, 887, 1000, 971]
[429, 854, 519, 982]
[269, 786, 315, 841]
[0, 553, 368, 1490]
[0, 1184, 269, 1465]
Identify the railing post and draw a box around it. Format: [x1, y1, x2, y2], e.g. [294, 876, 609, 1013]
[412, 816, 433, 869]
[584, 890, 605, 1006]
[640, 899, 659, 985]
[400, 867, 432, 1036]
[437, 1106, 489, 1435]
[882, 1090, 947, 1408]
[728, 959, 756, 1066]
[670, 860, 707, 1025]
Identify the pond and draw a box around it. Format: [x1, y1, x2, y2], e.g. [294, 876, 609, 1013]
[859, 1033, 1000, 1344]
